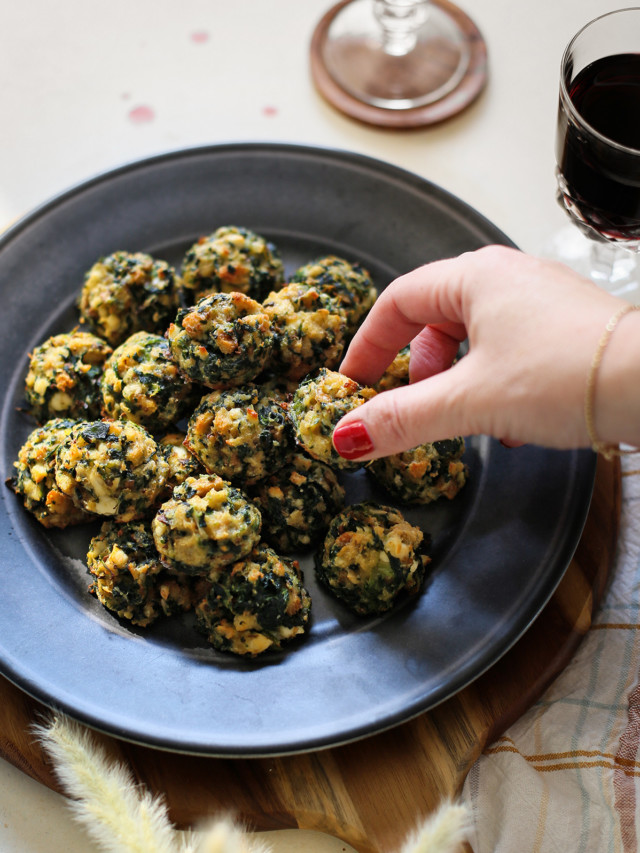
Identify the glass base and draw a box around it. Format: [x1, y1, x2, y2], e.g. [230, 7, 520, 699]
[542, 225, 640, 303]
[321, 0, 470, 109]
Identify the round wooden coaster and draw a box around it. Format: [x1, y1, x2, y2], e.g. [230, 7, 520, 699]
[0, 455, 619, 853]
[310, 0, 488, 128]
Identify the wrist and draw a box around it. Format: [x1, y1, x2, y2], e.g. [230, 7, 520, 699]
[588, 306, 640, 454]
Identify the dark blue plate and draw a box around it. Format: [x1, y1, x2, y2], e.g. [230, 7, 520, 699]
[0, 144, 595, 756]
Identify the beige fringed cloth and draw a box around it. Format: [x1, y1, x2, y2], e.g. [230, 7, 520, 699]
[463, 454, 640, 852]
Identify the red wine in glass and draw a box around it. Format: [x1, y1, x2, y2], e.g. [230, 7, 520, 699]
[556, 52, 640, 248]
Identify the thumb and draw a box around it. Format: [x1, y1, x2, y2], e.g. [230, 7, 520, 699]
[332, 365, 472, 461]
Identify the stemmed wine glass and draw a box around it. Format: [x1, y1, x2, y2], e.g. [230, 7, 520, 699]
[553, 8, 640, 300]
[310, 0, 487, 127]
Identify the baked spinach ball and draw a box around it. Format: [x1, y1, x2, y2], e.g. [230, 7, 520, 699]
[250, 452, 345, 553]
[87, 520, 194, 627]
[9, 419, 94, 528]
[317, 501, 430, 615]
[157, 431, 204, 494]
[166, 291, 275, 389]
[180, 225, 285, 303]
[185, 384, 295, 485]
[55, 419, 169, 521]
[290, 367, 377, 471]
[368, 438, 468, 504]
[100, 331, 195, 431]
[24, 330, 112, 423]
[290, 255, 377, 333]
[374, 345, 410, 393]
[78, 251, 179, 347]
[151, 474, 261, 576]
[194, 543, 311, 656]
[262, 281, 347, 380]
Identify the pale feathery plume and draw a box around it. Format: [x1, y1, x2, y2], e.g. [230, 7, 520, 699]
[33, 713, 187, 853]
[188, 817, 272, 853]
[33, 713, 272, 853]
[398, 799, 471, 853]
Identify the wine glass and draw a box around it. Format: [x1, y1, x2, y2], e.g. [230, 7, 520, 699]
[309, 0, 487, 128]
[553, 8, 640, 300]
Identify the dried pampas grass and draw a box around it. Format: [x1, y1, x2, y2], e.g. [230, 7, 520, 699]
[33, 712, 470, 853]
[33, 714, 271, 853]
[399, 800, 471, 853]
[186, 818, 271, 853]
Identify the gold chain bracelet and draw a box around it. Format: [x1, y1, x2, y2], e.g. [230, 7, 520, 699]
[584, 303, 640, 459]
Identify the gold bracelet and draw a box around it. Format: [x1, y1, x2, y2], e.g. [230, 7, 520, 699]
[585, 303, 640, 459]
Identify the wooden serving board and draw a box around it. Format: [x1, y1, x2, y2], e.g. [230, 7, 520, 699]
[0, 455, 620, 853]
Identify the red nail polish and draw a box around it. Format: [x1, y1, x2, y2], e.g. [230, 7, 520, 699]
[499, 438, 525, 449]
[333, 421, 374, 459]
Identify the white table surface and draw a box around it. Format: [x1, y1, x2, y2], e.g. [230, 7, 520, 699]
[0, 1, 628, 850]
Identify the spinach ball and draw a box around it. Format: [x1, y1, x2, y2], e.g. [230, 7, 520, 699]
[151, 474, 261, 576]
[10, 418, 94, 528]
[24, 330, 112, 423]
[167, 291, 275, 389]
[290, 367, 377, 471]
[262, 282, 347, 380]
[78, 251, 179, 346]
[101, 331, 195, 431]
[87, 520, 194, 627]
[180, 225, 284, 303]
[185, 384, 295, 485]
[55, 419, 169, 521]
[195, 543, 311, 656]
[317, 501, 430, 615]
[250, 452, 345, 553]
[368, 438, 468, 505]
[290, 255, 377, 333]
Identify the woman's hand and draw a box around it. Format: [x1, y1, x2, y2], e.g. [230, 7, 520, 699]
[334, 245, 637, 460]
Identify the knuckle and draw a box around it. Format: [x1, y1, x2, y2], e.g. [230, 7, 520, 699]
[474, 244, 517, 266]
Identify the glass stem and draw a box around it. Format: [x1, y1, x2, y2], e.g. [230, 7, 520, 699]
[589, 238, 639, 298]
[373, 0, 430, 56]
[589, 239, 618, 284]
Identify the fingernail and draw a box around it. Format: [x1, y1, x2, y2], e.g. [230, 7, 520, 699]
[499, 438, 524, 448]
[333, 421, 374, 459]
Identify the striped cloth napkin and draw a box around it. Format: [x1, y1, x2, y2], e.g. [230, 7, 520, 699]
[462, 453, 640, 852]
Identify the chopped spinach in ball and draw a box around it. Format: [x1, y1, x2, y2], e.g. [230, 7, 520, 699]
[290, 367, 377, 471]
[55, 419, 169, 521]
[317, 501, 430, 615]
[195, 543, 311, 656]
[368, 438, 468, 504]
[185, 384, 295, 485]
[250, 452, 345, 553]
[290, 254, 377, 333]
[87, 520, 194, 626]
[262, 281, 347, 380]
[78, 251, 179, 346]
[151, 474, 261, 575]
[166, 291, 275, 388]
[24, 330, 112, 423]
[101, 331, 195, 431]
[9, 418, 94, 528]
[181, 225, 284, 303]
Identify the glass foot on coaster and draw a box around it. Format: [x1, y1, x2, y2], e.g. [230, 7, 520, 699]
[310, 0, 488, 128]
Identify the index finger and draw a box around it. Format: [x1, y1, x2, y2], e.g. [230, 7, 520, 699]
[340, 257, 468, 386]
